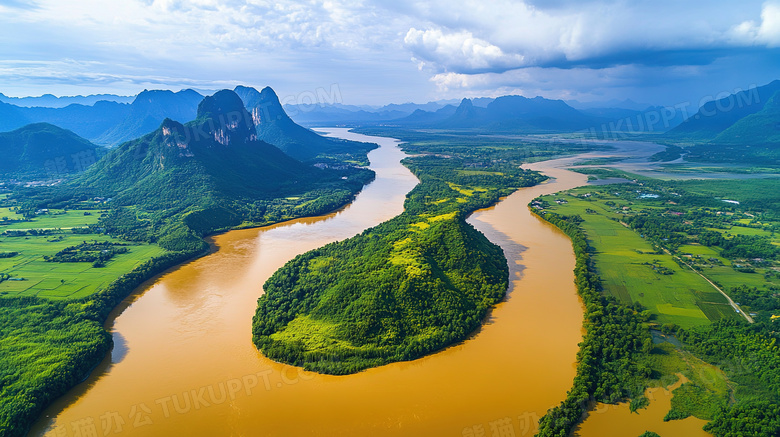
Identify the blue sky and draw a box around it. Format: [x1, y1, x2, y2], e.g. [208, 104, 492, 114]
[1, 0, 779, 106]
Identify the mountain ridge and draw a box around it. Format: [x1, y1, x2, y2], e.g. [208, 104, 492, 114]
[235, 85, 376, 162]
[666, 80, 780, 141]
[0, 123, 102, 178]
[93, 89, 204, 146]
[711, 89, 780, 145]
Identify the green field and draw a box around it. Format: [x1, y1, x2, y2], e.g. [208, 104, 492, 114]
[1, 208, 103, 230]
[0, 232, 167, 299]
[541, 188, 740, 328]
[1, 208, 167, 299]
[537, 176, 780, 435]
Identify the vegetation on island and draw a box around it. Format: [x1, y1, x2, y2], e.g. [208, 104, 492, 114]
[253, 134, 547, 374]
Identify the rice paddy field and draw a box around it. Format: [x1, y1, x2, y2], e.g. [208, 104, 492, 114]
[0, 208, 167, 299]
[539, 186, 747, 329]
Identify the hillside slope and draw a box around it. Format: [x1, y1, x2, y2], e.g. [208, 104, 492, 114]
[712, 90, 780, 145]
[666, 80, 780, 141]
[71, 89, 373, 250]
[0, 123, 101, 178]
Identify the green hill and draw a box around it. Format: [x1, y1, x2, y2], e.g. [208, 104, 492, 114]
[666, 80, 780, 141]
[252, 152, 545, 374]
[73, 89, 374, 250]
[712, 90, 780, 145]
[78, 90, 315, 205]
[0, 123, 101, 178]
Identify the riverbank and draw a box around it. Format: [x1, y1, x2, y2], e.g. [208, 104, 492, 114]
[30, 130, 587, 436]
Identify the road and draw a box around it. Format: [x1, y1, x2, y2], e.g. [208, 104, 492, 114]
[661, 247, 754, 324]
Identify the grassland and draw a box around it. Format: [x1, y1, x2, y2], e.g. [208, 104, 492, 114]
[0, 207, 102, 230]
[645, 342, 731, 420]
[537, 176, 780, 433]
[0, 233, 166, 299]
[539, 187, 740, 328]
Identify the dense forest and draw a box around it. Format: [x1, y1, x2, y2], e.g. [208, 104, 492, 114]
[253, 148, 545, 374]
[678, 320, 780, 436]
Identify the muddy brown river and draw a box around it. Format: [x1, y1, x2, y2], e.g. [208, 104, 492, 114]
[31, 130, 708, 437]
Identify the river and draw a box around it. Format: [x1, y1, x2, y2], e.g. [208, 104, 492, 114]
[31, 130, 702, 437]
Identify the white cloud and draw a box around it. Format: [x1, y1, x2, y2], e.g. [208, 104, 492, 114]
[0, 0, 778, 104]
[731, 2, 780, 47]
[404, 28, 525, 73]
[398, 0, 774, 73]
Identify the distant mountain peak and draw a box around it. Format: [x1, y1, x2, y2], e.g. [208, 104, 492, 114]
[260, 86, 279, 100]
[251, 86, 289, 124]
[451, 98, 480, 120]
[196, 90, 257, 146]
[134, 88, 200, 104]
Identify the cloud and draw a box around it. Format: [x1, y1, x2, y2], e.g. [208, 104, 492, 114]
[426, 52, 780, 107]
[404, 28, 525, 73]
[0, 0, 39, 10]
[731, 2, 780, 47]
[398, 0, 776, 73]
[0, 0, 778, 105]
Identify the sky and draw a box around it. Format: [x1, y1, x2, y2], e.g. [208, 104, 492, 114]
[1, 0, 780, 106]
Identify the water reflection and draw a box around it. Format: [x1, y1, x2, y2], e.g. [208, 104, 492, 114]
[111, 332, 128, 364]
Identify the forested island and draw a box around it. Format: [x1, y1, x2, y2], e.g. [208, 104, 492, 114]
[252, 142, 546, 373]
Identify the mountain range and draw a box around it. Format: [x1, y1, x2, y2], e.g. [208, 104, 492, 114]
[0, 92, 134, 108]
[0, 90, 203, 146]
[371, 95, 690, 134]
[0, 84, 378, 183]
[94, 89, 203, 145]
[77, 89, 337, 207]
[69, 88, 374, 251]
[9, 79, 780, 148]
[385, 95, 604, 132]
[235, 86, 374, 161]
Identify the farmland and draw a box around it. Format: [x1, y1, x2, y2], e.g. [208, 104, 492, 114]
[1, 207, 167, 299]
[537, 187, 742, 328]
